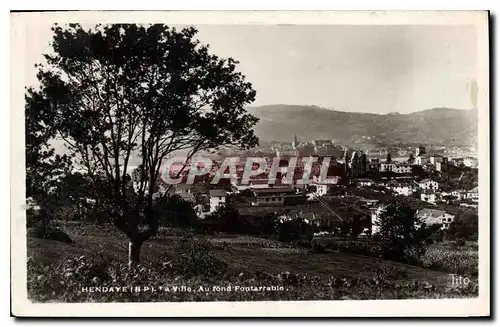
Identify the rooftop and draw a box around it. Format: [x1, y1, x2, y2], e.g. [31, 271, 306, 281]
[253, 187, 296, 195]
[209, 189, 228, 197]
[355, 178, 375, 183]
[468, 186, 478, 193]
[417, 208, 447, 218]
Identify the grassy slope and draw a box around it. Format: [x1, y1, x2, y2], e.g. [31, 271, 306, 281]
[27, 232, 452, 286]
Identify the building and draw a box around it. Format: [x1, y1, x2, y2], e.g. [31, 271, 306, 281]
[450, 157, 464, 167]
[418, 178, 439, 191]
[311, 175, 341, 185]
[355, 178, 375, 187]
[421, 191, 438, 204]
[466, 186, 479, 202]
[276, 149, 300, 157]
[379, 162, 395, 172]
[345, 150, 368, 178]
[313, 183, 330, 196]
[416, 146, 426, 157]
[451, 190, 467, 200]
[292, 134, 299, 149]
[392, 156, 410, 163]
[415, 154, 430, 166]
[171, 184, 196, 203]
[312, 139, 332, 147]
[315, 144, 344, 158]
[311, 175, 341, 196]
[251, 187, 296, 206]
[416, 209, 455, 229]
[209, 189, 228, 213]
[391, 183, 414, 196]
[297, 143, 316, 157]
[435, 161, 445, 172]
[429, 154, 444, 165]
[463, 157, 478, 168]
[393, 163, 412, 174]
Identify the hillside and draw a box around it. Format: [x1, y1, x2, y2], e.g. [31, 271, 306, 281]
[246, 105, 478, 146]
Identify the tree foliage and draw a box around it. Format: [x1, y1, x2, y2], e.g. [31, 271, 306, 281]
[153, 194, 198, 228]
[447, 212, 478, 241]
[376, 200, 426, 263]
[25, 89, 72, 205]
[30, 23, 259, 264]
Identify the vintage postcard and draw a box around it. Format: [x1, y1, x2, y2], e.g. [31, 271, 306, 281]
[10, 11, 490, 317]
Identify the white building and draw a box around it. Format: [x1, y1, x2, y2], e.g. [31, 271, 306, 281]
[379, 162, 396, 172]
[421, 192, 438, 204]
[311, 175, 341, 196]
[209, 189, 228, 213]
[429, 154, 444, 165]
[355, 178, 375, 187]
[418, 178, 439, 191]
[463, 157, 478, 168]
[417, 208, 455, 230]
[466, 186, 479, 202]
[415, 154, 430, 166]
[251, 187, 296, 206]
[312, 175, 341, 185]
[451, 190, 467, 200]
[392, 184, 414, 196]
[314, 184, 330, 196]
[393, 164, 412, 174]
[435, 161, 445, 172]
[276, 149, 300, 157]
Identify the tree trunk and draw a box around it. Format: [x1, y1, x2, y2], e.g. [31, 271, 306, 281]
[128, 239, 143, 267]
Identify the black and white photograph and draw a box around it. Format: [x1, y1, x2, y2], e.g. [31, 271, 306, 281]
[10, 11, 490, 317]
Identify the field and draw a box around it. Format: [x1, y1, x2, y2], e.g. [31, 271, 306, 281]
[26, 225, 479, 302]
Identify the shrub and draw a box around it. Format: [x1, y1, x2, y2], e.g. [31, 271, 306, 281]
[170, 237, 227, 278]
[420, 244, 478, 276]
[46, 229, 73, 243]
[27, 254, 478, 302]
[203, 205, 246, 233]
[277, 218, 314, 248]
[326, 240, 381, 257]
[27, 226, 73, 243]
[153, 195, 199, 228]
[311, 241, 328, 254]
[446, 213, 478, 241]
[26, 208, 41, 228]
[372, 264, 409, 285]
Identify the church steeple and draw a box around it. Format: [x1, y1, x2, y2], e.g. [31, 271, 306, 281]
[292, 134, 298, 149]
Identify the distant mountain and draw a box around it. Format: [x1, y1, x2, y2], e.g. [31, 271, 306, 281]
[246, 105, 478, 146]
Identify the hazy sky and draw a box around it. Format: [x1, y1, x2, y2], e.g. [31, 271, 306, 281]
[25, 24, 478, 114]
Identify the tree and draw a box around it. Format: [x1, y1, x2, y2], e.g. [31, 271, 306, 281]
[376, 200, 426, 263]
[32, 24, 259, 265]
[447, 212, 478, 241]
[408, 153, 415, 164]
[25, 85, 72, 229]
[203, 204, 244, 233]
[153, 195, 198, 228]
[349, 214, 364, 240]
[55, 172, 94, 222]
[386, 152, 392, 163]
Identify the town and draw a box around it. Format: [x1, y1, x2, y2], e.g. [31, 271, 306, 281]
[147, 136, 478, 237]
